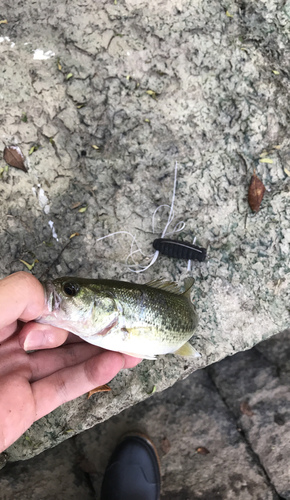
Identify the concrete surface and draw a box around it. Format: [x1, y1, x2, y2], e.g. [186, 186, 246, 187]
[1, 0, 290, 462]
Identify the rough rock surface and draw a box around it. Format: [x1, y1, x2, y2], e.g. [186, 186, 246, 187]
[1, 0, 290, 461]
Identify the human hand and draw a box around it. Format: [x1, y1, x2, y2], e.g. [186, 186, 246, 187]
[0, 272, 141, 453]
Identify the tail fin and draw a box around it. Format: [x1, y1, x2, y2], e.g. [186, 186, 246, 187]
[173, 341, 201, 357]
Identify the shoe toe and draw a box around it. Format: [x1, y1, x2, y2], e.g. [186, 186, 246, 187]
[101, 436, 160, 500]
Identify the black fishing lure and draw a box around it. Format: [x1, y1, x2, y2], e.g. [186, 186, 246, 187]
[153, 238, 206, 262]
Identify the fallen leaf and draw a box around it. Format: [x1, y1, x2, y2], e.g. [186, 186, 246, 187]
[29, 145, 39, 155]
[284, 167, 290, 177]
[79, 206, 88, 213]
[19, 258, 38, 271]
[259, 158, 273, 164]
[273, 145, 281, 149]
[57, 59, 62, 70]
[66, 73, 73, 80]
[0, 167, 4, 178]
[196, 446, 210, 455]
[161, 437, 171, 454]
[71, 202, 81, 209]
[21, 113, 28, 123]
[87, 385, 111, 398]
[240, 401, 255, 417]
[3, 145, 27, 172]
[146, 90, 157, 100]
[226, 10, 233, 17]
[147, 385, 156, 395]
[144, 118, 150, 123]
[0, 20, 8, 24]
[248, 172, 266, 212]
[272, 70, 280, 75]
[91, 145, 99, 150]
[70, 232, 79, 238]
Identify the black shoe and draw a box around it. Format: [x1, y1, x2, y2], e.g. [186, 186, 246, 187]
[100, 433, 161, 500]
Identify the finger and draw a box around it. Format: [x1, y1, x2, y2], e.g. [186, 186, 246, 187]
[123, 355, 142, 369]
[32, 351, 125, 419]
[65, 332, 85, 344]
[0, 337, 32, 380]
[18, 322, 70, 351]
[0, 272, 45, 336]
[0, 374, 35, 453]
[0, 321, 19, 341]
[29, 343, 141, 381]
[29, 342, 105, 381]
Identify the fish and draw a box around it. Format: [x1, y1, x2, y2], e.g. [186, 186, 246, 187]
[37, 276, 198, 360]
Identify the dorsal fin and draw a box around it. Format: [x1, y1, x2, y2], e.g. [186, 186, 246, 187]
[145, 278, 183, 295]
[183, 277, 195, 298]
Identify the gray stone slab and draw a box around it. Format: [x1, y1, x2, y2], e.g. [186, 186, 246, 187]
[1, 0, 290, 462]
[209, 330, 290, 499]
[0, 438, 95, 500]
[74, 369, 277, 500]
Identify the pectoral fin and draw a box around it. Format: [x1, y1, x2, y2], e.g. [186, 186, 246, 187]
[173, 341, 197, 357]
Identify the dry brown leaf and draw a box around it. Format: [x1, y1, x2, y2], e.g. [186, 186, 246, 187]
[69, 232, 79, 239]
[240, 401, 255, 417]
[87, 384, 111, 398]
[3, 145, 27, 172]
[196, 446, 210, 455]
[160, 437, 171, 454]
[248, 172, 265, 212]
[70, 202, 81, 209]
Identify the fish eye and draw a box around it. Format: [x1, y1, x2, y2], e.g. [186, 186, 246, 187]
[63, 282, 79, 297]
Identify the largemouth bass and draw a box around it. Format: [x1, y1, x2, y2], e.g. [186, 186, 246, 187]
[37, 277, 198, 359]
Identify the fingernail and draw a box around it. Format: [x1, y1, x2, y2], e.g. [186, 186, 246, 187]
[23, 331, 46, 351]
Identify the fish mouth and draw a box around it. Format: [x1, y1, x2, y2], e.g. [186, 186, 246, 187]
[42, 281, 62, 314]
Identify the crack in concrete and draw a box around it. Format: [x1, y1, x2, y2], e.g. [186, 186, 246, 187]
[207, 367, 286, 500]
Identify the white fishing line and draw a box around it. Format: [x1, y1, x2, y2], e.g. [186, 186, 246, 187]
[96, 161, 192, 273]
[187, 237, 197, 272]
